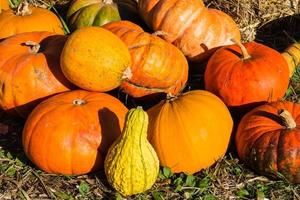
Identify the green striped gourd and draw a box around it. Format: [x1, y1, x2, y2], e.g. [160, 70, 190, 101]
[66, 0, 121, 31]
[282, 42, 300, 77]
[104, 107, 159, 196]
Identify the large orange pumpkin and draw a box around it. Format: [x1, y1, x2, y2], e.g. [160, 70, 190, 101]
[236, 101, 300, 183]
[103, 20, 188, 98]
[147, 90, 233, 173]
[23, 90, 128, 175]
[0, 31, 74, 117]
[0, 1, 64, 39]
[204, 41, 290, 111]
[0, 0, 9, 11]
[138, 0, 241, 61]
[60, 26, 132, 92]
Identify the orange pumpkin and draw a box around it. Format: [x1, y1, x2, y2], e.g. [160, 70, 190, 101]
[103, 20, 188, 98]
[0, 1, 64, 39]
[138, 0, 241, 61]
[147, 90, 233, 173]
[236, 101, 300, 183]
[0, 31, 74, 117]
[61, 26, 132, 92]
[0, 0, 9, 11]
[204, 41, 290, 111]
[23, 90, 128, 175]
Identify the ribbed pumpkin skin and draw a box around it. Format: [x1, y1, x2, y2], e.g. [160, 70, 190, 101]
[66, 0, 121, 31]
[205, 42, 290, 108]
[105, 107, 159, 196]
[147, 90, 233, 174]
[282, 42, 300, 77]
[0, 0, 9, 11]
[23, 90, 128, 175]
[0, 32, 74, 118]
[103, 21, 188, 98]
[138, 0, 241, 61]
[60, 26, 131, 92]
[236, 101, 300, 183]
[0, 6, 64, 39]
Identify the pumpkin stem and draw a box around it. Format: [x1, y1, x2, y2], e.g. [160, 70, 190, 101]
[122, 67, 133, 80]
[278, 109, 297, 129]
[230, 38, 251, 60]
[103, 0, 113, 4]
[73, 99, 86, 105]
[24, 41, 40, 54]
[16, 0, 32, 16]
[167, 93, 178, 101]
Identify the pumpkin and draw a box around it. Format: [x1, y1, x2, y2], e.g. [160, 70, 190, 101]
[66, 0, 121, 31]
[23, 90, 128, 175]
[103, 20, 188, 98]
[138, 0, 241, 61]
[236, 101, 300, 183]
[105, 107, 159, 196]
[282, 42, 300, 77]
[204, 40, 290, 111]
[0, 1, 64, 39]
[0, 0, 9, 11]
[60, 26, 131, 92]
[147, 90, 233, 173]
[0, 31, 74, 118]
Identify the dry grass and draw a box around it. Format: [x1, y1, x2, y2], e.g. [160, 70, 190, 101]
[1, 0, 300, 199]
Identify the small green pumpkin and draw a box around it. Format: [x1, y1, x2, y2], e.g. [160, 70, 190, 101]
[104, 107, 159, 196]
[67, 0, 121, 31]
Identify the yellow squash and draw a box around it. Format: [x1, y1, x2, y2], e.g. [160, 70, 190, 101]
[282, 42, 300, 77]
[104, 107, 159, 196]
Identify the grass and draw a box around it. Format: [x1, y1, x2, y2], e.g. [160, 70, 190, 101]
[1, 0, 300, 199]
[1, 125, 300, 200]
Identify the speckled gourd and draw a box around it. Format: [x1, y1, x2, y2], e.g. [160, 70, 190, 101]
[104, 107, 159, 196]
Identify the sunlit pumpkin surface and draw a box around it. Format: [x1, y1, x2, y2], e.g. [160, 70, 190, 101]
[147, 90, 233, 174]
[103, 20, 188, 97]
[0, 5, 64, 39]
[23, 90, 128, 175]
[138, 0, 241, 61]
[236, 101, 300, 183]
[60, 26, 132, 92]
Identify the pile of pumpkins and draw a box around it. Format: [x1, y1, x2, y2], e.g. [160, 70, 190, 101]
[1, 0, 300, 196]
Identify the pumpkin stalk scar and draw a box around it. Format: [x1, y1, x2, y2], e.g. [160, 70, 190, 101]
[121, 67, 133, 80]
[16, 0, 32, 16]
[231, 38, 251, 60]
[278, 109, 297, 129]
[167, 93, 178, 101]
[103, 0, 113, 4]
[24, 41, 41, 54]
[72, 99, 86, 105]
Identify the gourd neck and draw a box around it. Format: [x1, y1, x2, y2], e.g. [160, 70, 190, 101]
[122, 107, 148, 139]
[278, 109, 297, 129]
[231, 38, 251, 60]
